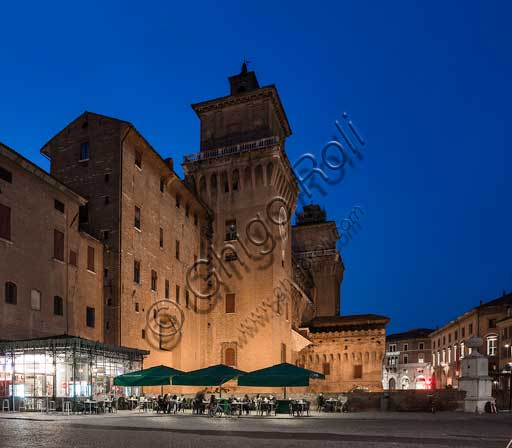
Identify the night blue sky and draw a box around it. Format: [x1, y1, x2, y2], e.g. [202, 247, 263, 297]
[1, 1, 510, 333]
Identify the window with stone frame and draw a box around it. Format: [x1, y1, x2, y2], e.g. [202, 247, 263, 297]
[225, 293, 235, 313]
[53, 229, 65, 261]
[353, 364, 363, 379]
[5, 282, 17, 305]
[0, 203, 11, 241]
[87, 246, 95, 272]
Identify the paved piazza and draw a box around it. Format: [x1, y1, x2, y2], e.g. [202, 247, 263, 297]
[0, 411, 510, 448]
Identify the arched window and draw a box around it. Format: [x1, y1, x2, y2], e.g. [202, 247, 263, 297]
[388, 378, 396, 390]
[210, 174, 218, 196]
[232, 169, 239, 191]
[244, 167, 252, 190]
[221, 171, 229, 193]
[5, 282, 17, 305]
[225, 347, 236, 366]
[255, 165, 263, 187]
[199, 176, 207, 198]
[266, 163, 274, 186]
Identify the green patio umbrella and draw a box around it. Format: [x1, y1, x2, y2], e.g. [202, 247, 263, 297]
[114, 365, 183, 387]
[171, 364, 245, 396]
[237, 362, 325, 398]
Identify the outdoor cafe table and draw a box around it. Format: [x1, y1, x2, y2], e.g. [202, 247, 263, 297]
[293, 400, 308, 416]
[128, 398, 138, 410]
[259, 400, 275, 416]
[231, 401, 249, 416]
[84, 400, 97, 414]
[325, 399, 338, 412]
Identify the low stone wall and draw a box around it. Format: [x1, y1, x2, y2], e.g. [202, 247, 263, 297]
[280, 390, 466, 412]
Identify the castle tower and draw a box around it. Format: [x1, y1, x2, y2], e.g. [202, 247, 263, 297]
[182, 64, 301, 369]
[292, 204, 344, 317]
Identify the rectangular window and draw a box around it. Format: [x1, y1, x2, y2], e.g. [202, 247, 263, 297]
[80, 142, 90, 161]
[86, 307, 95, 328]
[53, 229, 65, 261]
[403, 354, 408, 364]
[225, 219, 237, 241]
[175, 240, 180, 260]
[87, 246, 95, 272]
[403, 343, 408, 351]
[388, 344, 396, 352]
[165, 280, 170, 299]
[461, 327, 465, 337]
[79, 204, 88, 224]
[54, 199, 65, 213]
[419, 342, 424, 350]
[159, 228, 164, 248]
[225, 293, 235, 313]
[489, 319, 497, 329]
[281, 343, 287, 363]
[454, 330, 458, 340]
[353, 364, 363, 379]
[151, 270, 157, 291]
[0, 203, 11, 240]
[134, 260, 140, 284]
[487, 337, 498, 356]
[54, 296, 63, 316]
[175, 285, 180, 303]
[0, 166, 12, 183]
[141, 329, 146, 339]
[31, 289, 41, 311]
[323, 362, 330, 376]
[135, 302, 139, 312]
[135, 150, 142, 169]
[418, 353, 424, 363]
[469, 323, 473, 334]
[5, 282, 17, 305]
[134, 206, 141, 230]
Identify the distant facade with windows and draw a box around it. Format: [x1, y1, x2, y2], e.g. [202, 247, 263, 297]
[382, 328, 433, 390]
[429, 292, 512, 389]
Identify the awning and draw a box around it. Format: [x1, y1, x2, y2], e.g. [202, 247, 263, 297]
[114, 365, 182, 386]
[171, 364, 245, 386]
[238, 362, 325, 387]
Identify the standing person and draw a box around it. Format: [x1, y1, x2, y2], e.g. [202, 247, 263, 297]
[317, 393, 325, 412]
[243, 394, 250, 415]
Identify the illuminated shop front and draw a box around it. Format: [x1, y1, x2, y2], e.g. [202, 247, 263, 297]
[0, 336, 147, 403]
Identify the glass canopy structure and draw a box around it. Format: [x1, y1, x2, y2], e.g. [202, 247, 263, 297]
[0, 336, 148, 405]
